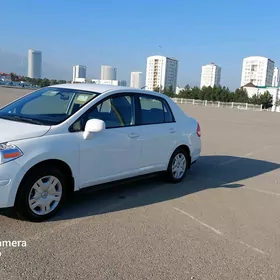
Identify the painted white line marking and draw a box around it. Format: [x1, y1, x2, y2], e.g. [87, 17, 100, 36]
[245, 187, 280, 197]
[218, 146, 272, 166]
[173, 207, 267, 255]
[199, 176, 280, 198]
[239, 241, 265, 255]
[173, 207, 223, 236]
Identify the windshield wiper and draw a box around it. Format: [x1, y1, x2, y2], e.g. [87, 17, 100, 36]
[0, 115, 45, 125]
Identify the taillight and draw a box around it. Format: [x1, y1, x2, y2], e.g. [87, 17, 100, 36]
[196, 123, 201, 137]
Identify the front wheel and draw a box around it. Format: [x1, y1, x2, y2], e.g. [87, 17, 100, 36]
[15, 166, 66, 222]
[166, 148, 189, 183]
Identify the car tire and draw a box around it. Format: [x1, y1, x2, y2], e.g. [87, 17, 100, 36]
[166, 147, 189, 183]
[15, 166, 66, 222]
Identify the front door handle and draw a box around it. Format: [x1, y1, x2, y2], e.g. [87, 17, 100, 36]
[128, 132, 139, 138]
[169, 128, 176, 133]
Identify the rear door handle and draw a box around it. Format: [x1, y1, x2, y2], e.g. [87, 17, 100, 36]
[128, 133, 139, 138]
[169, 128, 176, 133]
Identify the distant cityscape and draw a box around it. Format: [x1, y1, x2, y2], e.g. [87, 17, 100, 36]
[1, 49, 280, 104]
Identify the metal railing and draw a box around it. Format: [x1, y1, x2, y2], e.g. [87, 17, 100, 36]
[171, 98, 263, 111]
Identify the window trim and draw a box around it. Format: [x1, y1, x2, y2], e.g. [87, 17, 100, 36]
[137, 93, 176, 126]
[68, 92, 138, 132]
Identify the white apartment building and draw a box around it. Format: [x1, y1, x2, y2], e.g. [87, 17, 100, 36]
[72, 65, 86, 82]
[272, 66, 279, 87]
[176, 86, 184, 95]
[101, 65, 117, 80]
[92, 79, 127, 86]
[130, 72, 142, 88]
[28, 49, 42, 79]
[242, 83, 279, 112]
[200, 62, 221, 88]
[240, 56, 274, 87]
[72, 78, 86, 83]
[145, 55, 178, 92]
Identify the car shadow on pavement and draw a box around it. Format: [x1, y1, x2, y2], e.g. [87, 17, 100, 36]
[46, 155, 280, 222]
[1, 155, 279, 222]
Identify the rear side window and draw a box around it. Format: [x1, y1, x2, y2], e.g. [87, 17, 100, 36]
[163, 102, 173, 123]
[139, 96, 174, 125]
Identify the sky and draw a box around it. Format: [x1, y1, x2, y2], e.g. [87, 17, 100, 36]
[1, 0, 280, 90]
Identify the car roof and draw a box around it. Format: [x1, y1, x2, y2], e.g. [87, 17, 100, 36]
[49, 83, 132, 93]
[48, 83, 166, 98]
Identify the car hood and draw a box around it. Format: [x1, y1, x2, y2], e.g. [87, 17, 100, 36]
[0, 119, 51, 143]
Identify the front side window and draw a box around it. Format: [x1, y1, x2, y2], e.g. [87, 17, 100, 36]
[71, 95, 135, 131]
[0, 87, 99, 125]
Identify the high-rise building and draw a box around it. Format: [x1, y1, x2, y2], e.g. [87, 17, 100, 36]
[130, 72, 142, 88]
[200, 62, 221, 88]
[145, 55, 178, 92]
[101, 65, 117, 80]
[240, 56, 274, 87]
[272, 66, 279, 87]
[72, 65, 86, 82]
[27, 49, 42, 79]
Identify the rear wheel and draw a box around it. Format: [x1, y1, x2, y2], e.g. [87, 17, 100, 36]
[166, 148, 189, 183]
[15, 166, 66, 222]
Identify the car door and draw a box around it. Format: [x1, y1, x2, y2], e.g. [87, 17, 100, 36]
[70, 93, 142, 189]
[137, 94, 177, 172]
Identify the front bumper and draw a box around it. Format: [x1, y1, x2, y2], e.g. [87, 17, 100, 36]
[0, 161, 22, 208]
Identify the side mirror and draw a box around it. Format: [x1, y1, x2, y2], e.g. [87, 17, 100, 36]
[83, 119, 105, 140]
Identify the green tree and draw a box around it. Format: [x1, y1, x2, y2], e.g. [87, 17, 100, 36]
[41, 78, 51, 87]
[233, 88, 249, 103]
[177, 86, 192, 98]
[200, 86, 213, 101]
[153, 86, 160, 92]
[189, 86, 200, 99]
[50, 79, 58, 85]
[222, 87, 234, 102]
[10, 72, 17, 81]
[250, 94, 260, 105]
[163, 86, 175, 97]
[7, 73, 69, 88]
[258, 91, 273, 109]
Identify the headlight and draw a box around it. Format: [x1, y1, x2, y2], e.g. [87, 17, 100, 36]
[0, 143, 23, 164]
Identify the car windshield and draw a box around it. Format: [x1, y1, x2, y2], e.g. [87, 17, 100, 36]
[0, 87, 99, 125]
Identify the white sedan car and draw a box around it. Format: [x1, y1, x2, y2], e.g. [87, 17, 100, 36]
[0, 84, 201, 222]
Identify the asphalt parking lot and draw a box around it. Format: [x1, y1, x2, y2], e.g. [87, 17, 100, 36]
[0, 86, 280, 279]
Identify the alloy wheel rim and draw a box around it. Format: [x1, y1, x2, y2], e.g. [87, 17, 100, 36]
[28, 175, 62, 215]
[171, 153, 187, 179]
